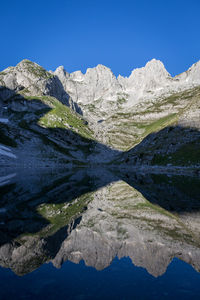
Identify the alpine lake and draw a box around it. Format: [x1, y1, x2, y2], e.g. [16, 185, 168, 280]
[0, 167, 200, 300]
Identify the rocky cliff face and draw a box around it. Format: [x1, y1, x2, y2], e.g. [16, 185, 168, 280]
[1, 60, 66, 102]
[0, 90, 94, 167]
[54, 58, 200, 116]
[53, 58, 200, 158]
[54, 64, 122, 105]
[118, 59, 172, 99]
[0, 58, 200, 166]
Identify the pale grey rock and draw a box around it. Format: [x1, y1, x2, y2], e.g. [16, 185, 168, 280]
[52, 58, 200, 135]
[1, 58, 200, 152]
[0, 60, 75, 109]
[54, 64, 123, 109]
[118, 59, 171, 96]
[176, 60, 200, 84]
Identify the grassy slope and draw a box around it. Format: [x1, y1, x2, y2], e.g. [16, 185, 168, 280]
[107, 87, 200, 152]
[18, 94, 94, 139]
[118, 87, 200, 166]
[1, 94, 94, 159]
[36, 96, 93, 139]
[0, 60, 94, 155]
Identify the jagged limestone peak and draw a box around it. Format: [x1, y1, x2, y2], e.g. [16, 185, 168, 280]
[70, 70, 84, 81]
[117, 58, 172, 98]
[176, 60, 200, 84]
[129, 59, 171, 82]
[83, 64, 117, 84]
[54, 65, 70, 79]
[145, 58, 169, 72]
[87, 63, 113, 73]
[53, 63, 122, 106]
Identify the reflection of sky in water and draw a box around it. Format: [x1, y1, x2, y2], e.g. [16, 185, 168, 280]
[1, 257, 200, 300]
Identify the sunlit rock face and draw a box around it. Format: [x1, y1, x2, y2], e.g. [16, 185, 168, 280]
[54, 58, 200, 112]
[1, 60, 68, 104]
[1, 58, 200, 155]
[55, 64, 122, 105]
[52, 59, 200, 152]
[176, 61, 200, 84]
[118, 59, 172, 99]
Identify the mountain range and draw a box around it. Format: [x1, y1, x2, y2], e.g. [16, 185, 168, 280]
[1, 59, 200, 277]
[0, 58, 200, 169]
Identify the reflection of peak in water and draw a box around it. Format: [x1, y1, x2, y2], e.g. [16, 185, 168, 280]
[123, 172, 200, 213]
[0, 168, 200, 277]
[52, 179, 200, 277]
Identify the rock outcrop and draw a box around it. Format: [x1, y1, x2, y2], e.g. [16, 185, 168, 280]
[54, 58, 200, 113]
[0, 58, 200, 165]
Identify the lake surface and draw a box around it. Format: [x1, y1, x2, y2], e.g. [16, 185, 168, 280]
[0, 167, 200, 299]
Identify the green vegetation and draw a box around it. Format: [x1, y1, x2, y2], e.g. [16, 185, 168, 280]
[108, 113, 178, 151]
[137, 114, 177, 136]
[106, 86, 200, 151]
[0, 71, 7, 76]
[117, 97, 126, 105]
[37, 192, 93, 236]
[6, 94, 95, 159]
[19, 121, 74, 158]
[116, 195, 177, 220]
[18, 95, 93, 139]
[86, 103, 96, 112]
[21, 60, 54, 79]
[14, 94, 94, 141]
[38, 97, 93, 139]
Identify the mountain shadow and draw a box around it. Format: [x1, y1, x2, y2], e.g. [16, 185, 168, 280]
[1, 167, 200, 248]
[0, 86, 122, 166]
[0, 87, 200, 248]
[123, 124, 200, 167]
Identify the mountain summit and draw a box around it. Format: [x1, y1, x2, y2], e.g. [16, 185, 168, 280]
[0, 58, 200, 167]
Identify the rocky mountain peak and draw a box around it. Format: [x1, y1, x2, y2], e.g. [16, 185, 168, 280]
[145, 58, 168, 71]
[54, 66, 70, 80]
[70, 70, 84, 81]
[0, 60, 73, 108]
[1, 58, 200, 121]
[129, 58, 171, 82]
[116, 58, 173, 100]
[15, 59, 52, 79]
[16, 59, 37, 67]
[176, 60, 200, 84]
[85, 64, 116, 80]
[53, 63, 122, 106]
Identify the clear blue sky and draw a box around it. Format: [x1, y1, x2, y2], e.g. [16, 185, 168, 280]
[1, 0, 200, 76]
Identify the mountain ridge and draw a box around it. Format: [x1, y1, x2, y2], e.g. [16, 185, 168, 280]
[0, 58, 200, 167]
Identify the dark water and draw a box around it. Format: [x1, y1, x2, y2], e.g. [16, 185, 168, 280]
[1, 257, 200, 300]
[0, 167, 200, 299]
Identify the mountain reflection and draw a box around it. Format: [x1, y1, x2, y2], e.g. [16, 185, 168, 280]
[0, 167, 200, 277]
